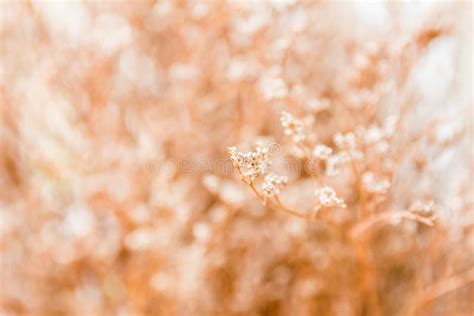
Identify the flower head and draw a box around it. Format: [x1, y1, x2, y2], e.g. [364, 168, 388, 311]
[280, 111, 306, 143]
[409, 200, 437, 222]
[362, 172, 390, 194]
[228, 145, 271, 181]
[326, 152, 350, 177]
[333, 132, 362, 160]
[262, 173, 288, 198]
[334, 132, 356, 150]
[312, 144, 333, 160]
[409, 200, 436, 216]
[316, 186, 346, 208]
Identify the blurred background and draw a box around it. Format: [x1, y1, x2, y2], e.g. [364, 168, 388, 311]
[0, 1, 473, 315]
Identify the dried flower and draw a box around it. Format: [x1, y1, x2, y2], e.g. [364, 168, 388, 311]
[261, 173, 288, 198]
[326, 152, 350, 177]
[312, 144, 333, 160]
[333, 132, 362, 159]
[334, 132, 357, 150]
[2, 2, 469, 315]
[316, 186, 346, 208]
[202, 174, 221, 194]
[124, 228, 155, 251]
[355, 123, 392, 154]
[362, 172, 390, 194]
[228, 145, 271, 181]
[280, 111, 306, 143]
[306, 98, 330, 113]
[409, 200, 436, 216]
[228, 146, 242, 166]
[362, 125, 384, 145]
[409, 200, 437, 223]
[259, 67, 288, 100]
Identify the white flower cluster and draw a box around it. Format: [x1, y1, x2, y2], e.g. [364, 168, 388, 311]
[262, 173, 288, 198]
[312, 144, 333, 160]
[259, 67, 288, 100]
[409, 200, 436, 216]
[280, 111, 306, 143]
[333, 131, 363, 160]
[361, 172, 390, 194]
[334, 132, 356, 150]
[228, 145, 271, 181]
[326, 152, 350, 177]
[316, 186, 346, 208]
[356, 119, 396, 155]
[409, 200, 437, 222]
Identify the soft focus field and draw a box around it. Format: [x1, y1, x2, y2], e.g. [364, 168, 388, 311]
[0, 1, 473, 316]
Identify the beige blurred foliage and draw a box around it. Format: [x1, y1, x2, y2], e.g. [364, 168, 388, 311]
[0, 1, 473, 316]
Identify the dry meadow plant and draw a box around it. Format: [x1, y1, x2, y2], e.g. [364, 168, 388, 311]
[1, 1, 473, 316]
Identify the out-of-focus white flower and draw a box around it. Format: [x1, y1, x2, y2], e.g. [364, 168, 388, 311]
[124, 228, 155, 251]
[362, 172, 390, 194]
[409, 200, 436, 216]
[63, 202, 95, 238]
[202, 174, 221, 194]
[280, 111, 306, 143]
[316, 186, 346, 208]
[128, 203, 151, 224]
[326, 152, 350, 177]
[191, 2, 210, 19]
[312, 144, 333, 160]
[306, 98, 330, 113]
[169, 63, 199, 81]
[333, 132, 362, 160]
[334, 132, 356, 150]
[193, 222, 211, 243]
[150, 272, 174, 293]
[260, 76, 288, 100]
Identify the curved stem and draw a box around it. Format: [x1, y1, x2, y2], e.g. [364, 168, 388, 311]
[350, 210, 436, 240]
[245, 180, 314, 220]
[274, 195, 312, 219]
[351, 160, 369, 219]
[248, 181, 264, 200]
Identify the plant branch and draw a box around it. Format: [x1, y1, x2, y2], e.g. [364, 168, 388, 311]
[350, 210, 436, 240]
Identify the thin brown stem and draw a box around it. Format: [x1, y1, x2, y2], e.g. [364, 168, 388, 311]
[242, 177, 320, 220]
[274, 195, 312, 220]
[351, 160, 369, 219]
[351, 236, 383, 316]
[248, 181, 264, 200]
[350, 210, 436, 240]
